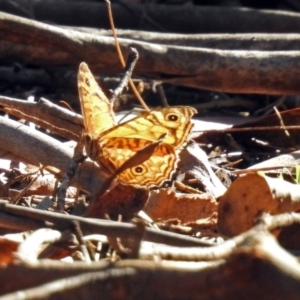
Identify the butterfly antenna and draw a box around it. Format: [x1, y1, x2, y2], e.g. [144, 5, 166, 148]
[105, 0, 150, 111]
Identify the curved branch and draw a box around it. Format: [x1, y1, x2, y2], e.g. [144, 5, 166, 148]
[2, 2, 300, 34]
[0, 116, 106, 194]
[1, 12, 300, 94]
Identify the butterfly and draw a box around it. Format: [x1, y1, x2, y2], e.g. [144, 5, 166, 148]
[78, 62, 196, 187]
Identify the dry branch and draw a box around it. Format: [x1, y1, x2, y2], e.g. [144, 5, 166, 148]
[0, 115, 108, 194]
[81, 29, 300, 51]
[3, 1, 300, 34]
[1, 12, 300, 94]
[0, 96, 82, 141]
[0, 115, 71, 169]
[1, 230, 300, 299]
[0, 200, 212, 248]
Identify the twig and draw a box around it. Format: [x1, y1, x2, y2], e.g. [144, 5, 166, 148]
[0, 268, 136, 300]
[156, 84, 169, 107]
[17, 228, 62, 262]
[72, 221, 92, 263]
[0, 200, 213, 247]
[254, 95, 287, 115]
[110, 47, 139, 104]
[1, 239, 300, 299]
[196, 125, 300, 133]
[5, 2, 300, 34]
[231, 165, 298, 175]
[274, 106, 290, 137]
[0, 209, 45, 231]
[139, 212, 300, 261]
[256, 211, 300, 231]
[0, 115, 109, 196]
[126, 219, 146, 259]
[116, 0, 166, 32]
[105, 0, 149, 110]
[12, 171, 41, 204]
[56, 140, 85, 212]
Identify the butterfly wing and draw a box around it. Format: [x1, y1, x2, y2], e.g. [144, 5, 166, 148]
[77, 63, 197, 187]
[98, 107, 196, 186]
[100, 106, 196, 147]
[101, 137, 178, 186]
[78, 62, 115, 137]
[117, 143, 178, 186]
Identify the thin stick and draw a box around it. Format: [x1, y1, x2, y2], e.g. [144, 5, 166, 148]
[0, 269, 135, 300]
[56, 140, 86, 212]
[0, 200, 212, 247]
[105, 0, 150, 111]
[156, 84, 169, 107]
[110, 47, 139, 104]
[73, 220, 92, 262]
[231, 165, 298, 175]
[196, 125, 300, 133]
[273, 106, 290, 137]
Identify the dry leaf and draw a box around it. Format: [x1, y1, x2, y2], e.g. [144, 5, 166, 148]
[179, 141, 226, 198]
[85, 183, 149, 220]
[247, 149, 300, 170]
[0, 237, 19, 265]
[144, 188, 217, 223]
[218, 173, 300, 236]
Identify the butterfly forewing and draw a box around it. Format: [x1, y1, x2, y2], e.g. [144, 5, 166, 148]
[100, 107, 196, 147]
[78, 62, 116, 137]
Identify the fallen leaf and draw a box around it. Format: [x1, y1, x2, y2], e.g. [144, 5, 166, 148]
[218, 173, 300, 236]
[0, 237, 19, 265]
[85, 183, 149, 220]
[144, 188, 217, 223]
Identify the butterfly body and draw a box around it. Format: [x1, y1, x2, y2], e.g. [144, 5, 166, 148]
[78, 62, 196, 187]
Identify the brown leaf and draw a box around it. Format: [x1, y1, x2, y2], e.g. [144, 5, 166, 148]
[85, 183, 149, 220]
[144, 188, 217, 223]
[218, 173, 300, 236]
[0, 237, 19, 265]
